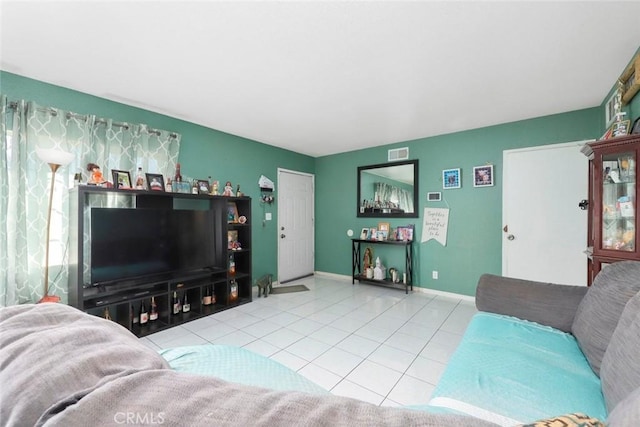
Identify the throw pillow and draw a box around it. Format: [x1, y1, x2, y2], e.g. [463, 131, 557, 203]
[606, 386, 640, 427]
[519, 412, 605, 427]
[571, 261, 640, 375]
[600, 291, 640, 412]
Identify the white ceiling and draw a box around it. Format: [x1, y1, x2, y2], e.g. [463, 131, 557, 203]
[2, 1, 640, 158]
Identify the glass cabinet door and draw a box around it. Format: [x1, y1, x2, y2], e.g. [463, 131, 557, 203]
[600, 151, 636, 252]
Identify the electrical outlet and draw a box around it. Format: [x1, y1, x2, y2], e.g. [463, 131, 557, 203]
[432, 270, 438, 280]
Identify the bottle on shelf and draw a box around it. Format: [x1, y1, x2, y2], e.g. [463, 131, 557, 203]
[165, 177, 172, 192]
[104, 307, 112, 321]
[149, 297, 158, 321]
[230, 279, 238, 302]
[131, 306, 138, 325]
[203, 285, 212, 306]
[182, 292, 191, 313]
[229, 254, 236, 275]
[139, 300, 149, 325]
[191, 180, 198, 194]
[135, 167, 145, 190]
[174, 163, 182, 182]
[172, 291, 181, 315]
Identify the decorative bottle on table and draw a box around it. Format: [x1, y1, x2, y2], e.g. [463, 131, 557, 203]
[182, 292, 190, 313]
[172, 291, 181, 315]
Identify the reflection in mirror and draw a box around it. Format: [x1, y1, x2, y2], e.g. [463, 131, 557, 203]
[357, 160, 418, 218]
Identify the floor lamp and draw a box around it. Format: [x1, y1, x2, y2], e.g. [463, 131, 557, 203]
[36, 148, 74, 303]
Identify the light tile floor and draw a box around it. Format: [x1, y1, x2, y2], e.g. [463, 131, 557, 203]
[141, 275, 476, 407]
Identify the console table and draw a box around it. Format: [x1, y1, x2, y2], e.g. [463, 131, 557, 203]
[351, 239, 413, 294]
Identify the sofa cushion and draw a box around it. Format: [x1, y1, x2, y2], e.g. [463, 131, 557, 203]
[428, 312, 606, 425]
[600, 290, 640, 412]
[571, 261, 640, 376]
[606, 386, 640, 427]
[519, 413, 605, 427]
[0, 303, 169, 426]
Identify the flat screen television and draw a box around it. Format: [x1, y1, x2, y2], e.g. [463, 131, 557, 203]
[90, 208, 221, 285]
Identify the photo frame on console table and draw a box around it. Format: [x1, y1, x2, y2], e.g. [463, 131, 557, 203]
[146, 173, 165, 191]
[111, 170, 132, 189]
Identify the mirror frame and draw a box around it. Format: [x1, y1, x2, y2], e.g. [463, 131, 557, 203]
[357, 159, 419, 218]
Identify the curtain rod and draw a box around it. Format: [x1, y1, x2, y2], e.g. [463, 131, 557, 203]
[7, 101, 178, 138]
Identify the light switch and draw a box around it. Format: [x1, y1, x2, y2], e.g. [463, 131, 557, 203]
[265, 212, 272, 221]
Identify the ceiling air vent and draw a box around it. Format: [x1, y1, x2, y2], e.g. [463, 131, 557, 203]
[388, 147, 409, 162]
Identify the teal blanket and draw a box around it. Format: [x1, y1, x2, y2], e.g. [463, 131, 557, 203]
[428, 313, 606, 425]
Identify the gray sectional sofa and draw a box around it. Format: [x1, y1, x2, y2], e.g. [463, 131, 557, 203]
[1, 261, 638, 426]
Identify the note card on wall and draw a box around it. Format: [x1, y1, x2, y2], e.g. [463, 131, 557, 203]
[421, 208, 450, 246]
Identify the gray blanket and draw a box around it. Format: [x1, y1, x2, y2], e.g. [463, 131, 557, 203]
[0, 303, 497, 427]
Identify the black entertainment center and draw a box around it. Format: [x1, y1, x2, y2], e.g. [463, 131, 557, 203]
[68, 186, 252, 337]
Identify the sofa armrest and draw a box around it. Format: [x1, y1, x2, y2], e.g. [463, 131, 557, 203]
[476, 274, 588, 332]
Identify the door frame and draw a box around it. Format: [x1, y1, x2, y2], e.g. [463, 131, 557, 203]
[502, 140, 591, 282]
[277, 168, 315, 284]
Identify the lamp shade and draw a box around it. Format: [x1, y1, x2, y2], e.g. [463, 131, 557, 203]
[36, 148, 74, 166]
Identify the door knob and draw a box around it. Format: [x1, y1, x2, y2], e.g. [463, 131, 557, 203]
[578, 199, 589, 210]
[280, 234, 286, 239]
[507, 234, 515, 241]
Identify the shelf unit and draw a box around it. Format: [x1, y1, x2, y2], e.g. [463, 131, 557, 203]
[583, 134, 639, 284]
[351, 238, 413, 294]
[68, 186, 252, 337]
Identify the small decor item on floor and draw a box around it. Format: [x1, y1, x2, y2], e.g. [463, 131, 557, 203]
[255, 274, 273, 298]
[270, 284, 309, 294]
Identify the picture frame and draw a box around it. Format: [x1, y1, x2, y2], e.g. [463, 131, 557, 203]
[396, 225, 414, 242]
[620, 53, 640, 105]
[631, 116, 640, 135]
[376, 230, 388, 241]
[442, 168, 461, 189]
[227, 202, 239, 223]
[145, 173, 165, 192]
[111, 170, 132, 189]
[360, 228, 369, 240]
[377, 222, 390, 233]
[604, 91, 618, 127]
[196, 179, 210, 195]
[473, 165, 494, 187]
[369, 227, 377, 240]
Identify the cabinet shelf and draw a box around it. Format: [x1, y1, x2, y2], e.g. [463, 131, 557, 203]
[68, 186, 253, 337]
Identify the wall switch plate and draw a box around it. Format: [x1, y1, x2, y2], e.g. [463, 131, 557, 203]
[432, 270, 438, 279]
[265, 212, 272, 221]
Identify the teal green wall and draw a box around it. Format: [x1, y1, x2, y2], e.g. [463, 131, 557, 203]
[7, 57, 640, 297]
[1, 71, 315, 283]
[315, 108, 601, 296]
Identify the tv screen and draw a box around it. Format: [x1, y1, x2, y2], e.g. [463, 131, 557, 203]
[90, 208, 218, 285]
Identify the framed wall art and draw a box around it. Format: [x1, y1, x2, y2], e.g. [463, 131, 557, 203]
[442, 168, 461, 189]
[473, 165, 494, 187]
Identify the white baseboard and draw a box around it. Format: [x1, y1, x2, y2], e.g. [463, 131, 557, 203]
[313, 271, 475, 303]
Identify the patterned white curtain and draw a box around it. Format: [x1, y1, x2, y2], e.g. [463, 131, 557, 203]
[375, 182, 414, 213]
[0, 95, 181, 306]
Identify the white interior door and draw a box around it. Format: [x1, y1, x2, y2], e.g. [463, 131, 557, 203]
[502, 141, 590, 286]
[277, 169, 315, 283]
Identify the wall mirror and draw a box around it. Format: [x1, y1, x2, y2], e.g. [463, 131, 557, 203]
[357, 159, 419, 218]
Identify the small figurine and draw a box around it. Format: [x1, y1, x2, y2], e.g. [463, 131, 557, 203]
[210, 180, 219, 196]
[373, 257, 386, 280]
[222, 181, 234, 196]
[87, 163, 105, 185]
[363, 247, 373, 270]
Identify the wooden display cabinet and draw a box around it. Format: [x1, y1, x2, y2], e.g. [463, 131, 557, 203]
[584, 134, 639, 284]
